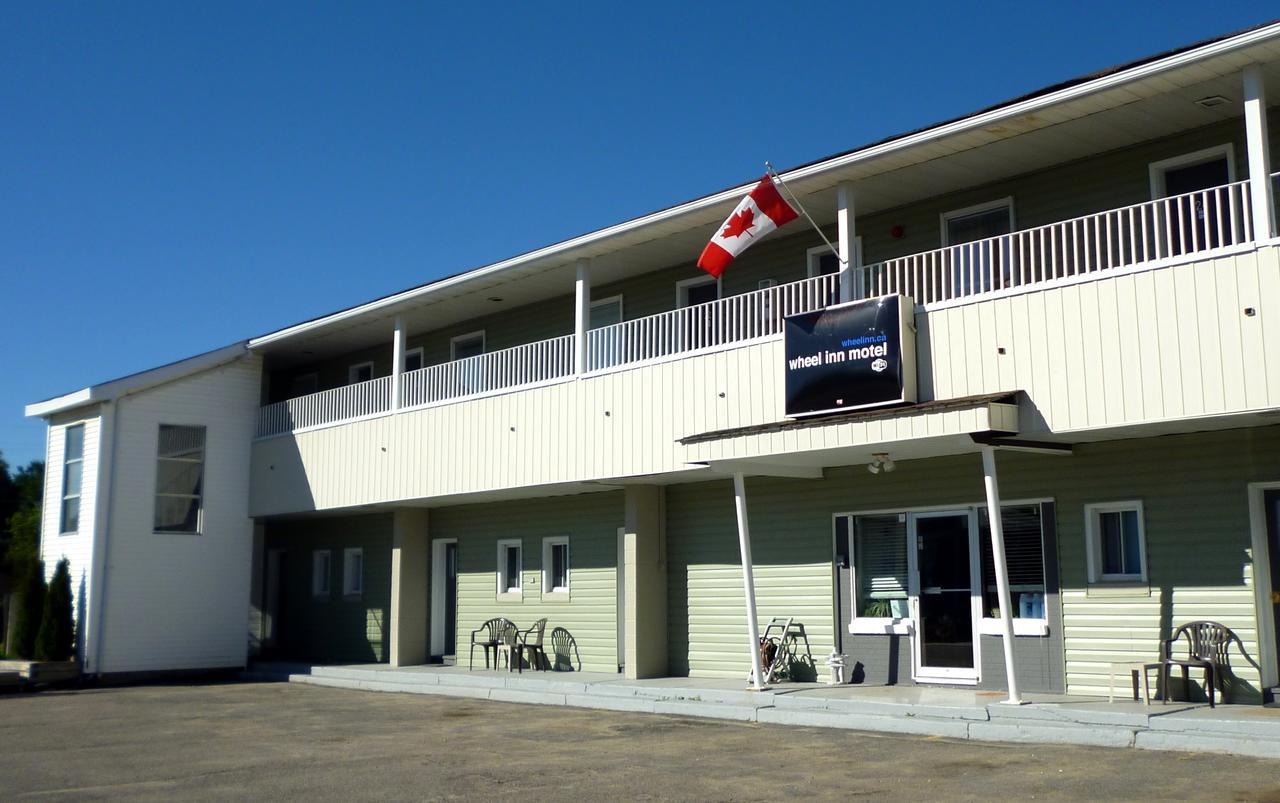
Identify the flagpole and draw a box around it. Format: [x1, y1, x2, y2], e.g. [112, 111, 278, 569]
[765, 161, 846, 265]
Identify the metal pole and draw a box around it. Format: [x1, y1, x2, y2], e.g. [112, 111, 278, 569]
[980, 446, 1023, 705]
[733, 472, 766, 691]
[765, 162, 845, 265]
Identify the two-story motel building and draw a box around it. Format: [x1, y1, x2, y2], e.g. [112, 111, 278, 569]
[26, 23, 1280, 703]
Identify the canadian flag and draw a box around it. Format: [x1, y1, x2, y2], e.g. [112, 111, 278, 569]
[697, 174, 799, 277]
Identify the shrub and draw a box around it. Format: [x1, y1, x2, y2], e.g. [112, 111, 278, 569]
[36, 558, 75, 661]
[11, 561, 45, 659]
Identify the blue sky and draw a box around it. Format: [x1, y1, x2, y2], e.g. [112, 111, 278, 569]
[2, 2, 1276, 467]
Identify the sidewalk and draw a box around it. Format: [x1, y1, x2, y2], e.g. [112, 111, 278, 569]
[249, 662, 1280, 759]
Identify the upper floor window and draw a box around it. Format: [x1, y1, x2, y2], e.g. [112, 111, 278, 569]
[289, 372, 318, 397]
[941, 198, 1013, 247]
[676, 275, 719, 308]
[942, 198, 1014, 295]
[347, 361, 374, 384]
[451, 331, 486, 361]
[404, 347, 425, 373]
[59, 424, 85, 534]
[154, 424, 206, 534]
[589, 296, 623, 329]
[1085, 501, 1147, 583]
[1149, 145, 1234, 199]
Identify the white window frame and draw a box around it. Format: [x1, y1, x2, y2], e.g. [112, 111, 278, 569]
[806, 240, 861, 277]
[59, 424, 85, 535]
[343, 547, 364, 597]
[940, 197, 1015, 246]
[837, 513, 914, 636]
[496, 538, 522, 598]
[1084, 501, 1149, 583]
[450, 330, 486, 361]
[403, 346, 425, 373]
[589, 295, 624, 329]
[675, 275, 720, 308]
[542, 536, 570, 599]
[1148, 144, 1235, 199]
[312, 550, 332, 598]
[290, 372, 319, 397]
[347, 361, 374, 385]
[153, 424, 206, 535]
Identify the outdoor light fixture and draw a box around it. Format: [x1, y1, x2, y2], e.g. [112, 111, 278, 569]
[867, 453, 895, 474]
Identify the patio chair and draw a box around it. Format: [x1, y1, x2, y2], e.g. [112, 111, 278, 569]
[495, 620, 522, 671]
[469, 617, 515, 670]
[516, 618, 548, 673]
[1160, 620, 1240, 708]
[549, 626, 581, 672]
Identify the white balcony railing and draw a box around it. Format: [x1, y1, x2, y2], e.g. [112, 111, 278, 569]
[257, 375, 392, 438]
[860, 179, 1254, 304]
[400, 334, 575, 407]
[585, 272, 839, 371]
[256, 179, 1267, 438]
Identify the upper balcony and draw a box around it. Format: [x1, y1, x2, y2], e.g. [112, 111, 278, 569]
[255, 174, 1271, 440]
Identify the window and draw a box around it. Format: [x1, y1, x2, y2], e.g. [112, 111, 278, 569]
[1149, 145, 1234, 199]
[496, 539, 522, 596]
[676, 275, 719, 308]
[59, 424, 85, 534]
[404, 347, 424, 373]
[589, 296, 623, 329]
[1085, 501, 1147, 583]
[154, 424, 205, 534]
[347, 361, 374, 384]
[850, 514, 909, 620]
[312, 550, 332, 597]
[542, 537, 570, 596]
[289, 372, 318, 397]
[1149, 146, 1237, 252]
[942, 199, 1013, 294]
[978, 504, 1047, 619]
[343, 548, 364, 597]
[807, 244, 854, 306]
[451, 331, 486, 361]
[942, 199, 1013, 246]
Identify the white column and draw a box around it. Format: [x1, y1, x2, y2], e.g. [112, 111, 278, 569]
[837, 182, 858, 302]
[574, 258, 591, 374]
[1244, 64, 1275, 240]
[391, 315, 406, 411]
[980, 446, 1023, 705]
[732, 472, 766, 691]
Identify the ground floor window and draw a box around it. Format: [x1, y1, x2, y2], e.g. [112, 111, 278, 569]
[343, 548, 364, 597]
[1085, 501, 1147, 583]
[312, 550, 331, 597]
[496, 539, 522, 597]
[542, 536, 569, 597]
[978, 504, 1047, 620]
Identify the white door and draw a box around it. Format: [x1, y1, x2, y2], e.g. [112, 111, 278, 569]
[908, 510, 981, 683]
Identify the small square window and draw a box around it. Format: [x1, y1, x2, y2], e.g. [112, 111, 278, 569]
[312, 551, 332, 598]
[1086, 502, 1147, 583]
[348, 362, 374, 384]
[542, 537, 569, 597]
[496, 539, 522, 597]
[343, 548, 363, 597]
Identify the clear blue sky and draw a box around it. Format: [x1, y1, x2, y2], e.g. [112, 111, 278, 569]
[3, 2, 1276, 467]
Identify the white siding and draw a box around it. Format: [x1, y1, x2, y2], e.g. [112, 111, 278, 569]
[39, 410, 102, 663]
[96, 355, 262, 674]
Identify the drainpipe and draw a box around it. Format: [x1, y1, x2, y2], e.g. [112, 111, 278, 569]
[732, 472, 766, 691]
[980, 446, 1024, 705]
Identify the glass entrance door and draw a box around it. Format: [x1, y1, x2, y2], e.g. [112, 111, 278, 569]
[909, 511, 980, 681]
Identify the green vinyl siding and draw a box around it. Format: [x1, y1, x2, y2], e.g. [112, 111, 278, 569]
[431, 490, 623, 673]
[264, 513, 393, 663]
[667, 426, 1276, 700]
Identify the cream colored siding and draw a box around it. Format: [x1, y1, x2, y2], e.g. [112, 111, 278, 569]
[431, 491, 622, 673]
[97, 355, 262, 674]
[39, 411, 102, 662]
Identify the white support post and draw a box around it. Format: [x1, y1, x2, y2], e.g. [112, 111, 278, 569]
[980, 446, 1023, 705]
[574, 258, 591, 375]
[391, 315, 406, 410]
[837, 182, 857, 302]
[732, 472, 766, 691]
[1244, 64, 1275, 240]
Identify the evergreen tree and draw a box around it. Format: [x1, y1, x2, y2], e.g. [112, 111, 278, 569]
[11, 561, 46, 659]
[36, 558, 74, 661]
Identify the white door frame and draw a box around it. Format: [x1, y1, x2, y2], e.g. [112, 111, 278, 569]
[616, 527, 626, 673]
[1247, 482, 1280, 689]
[430, 538, 458, 657]
[907, 509, 982, 684]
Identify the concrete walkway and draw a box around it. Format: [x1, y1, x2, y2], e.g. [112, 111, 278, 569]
[251, 662, 1280, 759]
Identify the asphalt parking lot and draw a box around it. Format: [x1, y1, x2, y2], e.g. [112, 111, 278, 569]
[1, 681, 1279, 801]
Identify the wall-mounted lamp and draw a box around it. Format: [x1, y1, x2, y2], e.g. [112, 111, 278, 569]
[867, 452, 896, 474]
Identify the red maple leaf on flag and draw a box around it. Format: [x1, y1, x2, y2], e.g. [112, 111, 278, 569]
[720, 207, 755, 239]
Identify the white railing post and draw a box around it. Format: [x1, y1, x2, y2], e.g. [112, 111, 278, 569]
[1244, 64, 1274, 241]
[575, 258, 591, 375]
[391, 315, 405, 411]
[837, 182, 857, 302]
